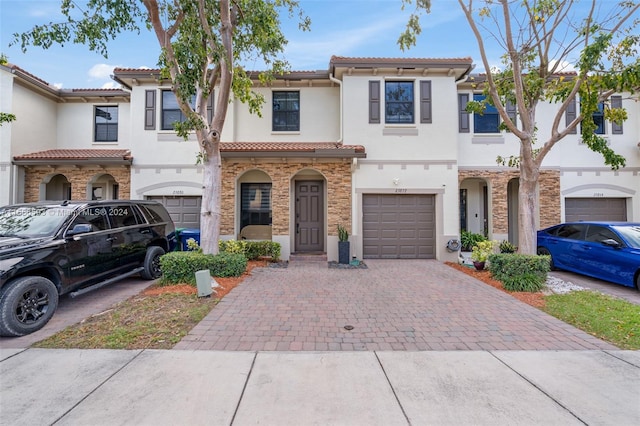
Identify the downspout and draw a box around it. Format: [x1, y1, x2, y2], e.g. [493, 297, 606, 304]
[329, 73, 343, 143]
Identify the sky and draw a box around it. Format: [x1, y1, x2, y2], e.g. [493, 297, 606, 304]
[0, 0, 487, 89]
[1, 0, 631, 90]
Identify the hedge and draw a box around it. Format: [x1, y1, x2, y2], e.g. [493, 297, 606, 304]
[218, 239, 281, 261]
[487, 253, 550, 292]
[159, 251, 248, 285]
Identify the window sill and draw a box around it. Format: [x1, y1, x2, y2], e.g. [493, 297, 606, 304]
[93, 141, 119, 145]
[471, 135, 504, 144]
[382, 127, 419, 136]
[271, 131, 301, 135]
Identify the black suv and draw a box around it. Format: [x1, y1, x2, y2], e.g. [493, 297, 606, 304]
[0, 200, 176, 337]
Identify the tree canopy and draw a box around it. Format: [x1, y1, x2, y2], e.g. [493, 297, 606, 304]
[399, 0, 640, 254]
[13, 0, 310, 253]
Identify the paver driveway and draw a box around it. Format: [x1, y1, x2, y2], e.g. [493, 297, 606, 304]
[175, 260, 616, 351]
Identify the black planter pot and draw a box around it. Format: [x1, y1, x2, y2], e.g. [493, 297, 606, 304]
[473, 261, 486, 271]
[338, 241, 350, 264]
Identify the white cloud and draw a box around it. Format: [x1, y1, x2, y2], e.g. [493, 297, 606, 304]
[549, 60, 576, 73]
[52, 82, 63, 90]
[27, 2, 61, 19]
[283, 16, 408, 69]
[88, 63, 119, 80]
[101, 81, 118, 89]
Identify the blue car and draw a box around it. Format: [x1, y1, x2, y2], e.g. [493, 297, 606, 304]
[537, 222, 640, 289]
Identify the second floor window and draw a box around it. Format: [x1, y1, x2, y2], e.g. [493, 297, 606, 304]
[473, 94, 500, 133]
[591, 102, 606, 135]
[273, 91, 300, 131]
[161, 91, 195, 130]
[94, 106, 118, 142]
[385, 81, 414, 124]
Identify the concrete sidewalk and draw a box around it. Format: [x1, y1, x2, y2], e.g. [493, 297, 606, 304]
[1, 348, 638, 425]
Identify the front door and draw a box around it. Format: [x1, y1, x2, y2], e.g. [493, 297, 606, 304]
[295, 181, 324, 252]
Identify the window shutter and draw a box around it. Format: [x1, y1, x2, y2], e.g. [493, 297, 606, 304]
[458, 94, 469, 133]
[611, 95, 623, 134]
[506, 99, 517, 125]
[207, 91, 214, 123]
[420, 81, 432, 123]
[565, 97, 577, 134]
[369, 81, 380, 124]
[144, 90, 156, 130]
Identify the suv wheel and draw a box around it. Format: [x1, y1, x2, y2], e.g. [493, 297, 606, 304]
[141, 246, 165, 280]
[0, 276, 59, 337]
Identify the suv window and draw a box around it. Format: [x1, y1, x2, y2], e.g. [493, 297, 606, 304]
[140, 203, 171, 224]
[70, 207, 109, 232]
[107, 205, 139, 228]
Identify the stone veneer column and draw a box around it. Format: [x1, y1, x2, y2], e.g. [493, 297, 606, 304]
[221, 159, 352, 238]
[459, 169, 560, 237]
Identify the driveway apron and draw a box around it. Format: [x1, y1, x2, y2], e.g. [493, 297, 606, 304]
[174, 260, 616, 351]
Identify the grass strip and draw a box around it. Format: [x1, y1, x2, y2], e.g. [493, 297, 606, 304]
[543, 290, 640, 350]
[34, 293, 217, 350]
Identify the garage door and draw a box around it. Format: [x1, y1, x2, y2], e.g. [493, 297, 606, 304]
[565, 198, 627, 222]
[147, 196, 201, 228]
[362, 194, 435, 259]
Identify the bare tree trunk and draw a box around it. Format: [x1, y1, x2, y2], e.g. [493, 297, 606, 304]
[200, 146, 222, 254]
[518, 160, 539, 255]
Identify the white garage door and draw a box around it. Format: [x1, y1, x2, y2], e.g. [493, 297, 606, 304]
[147, 196, 201, 228]
[362, 194, 435, 259]
[565, 198, 627, 222]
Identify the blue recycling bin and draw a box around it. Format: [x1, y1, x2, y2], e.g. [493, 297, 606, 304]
[180, 228, 201, 251]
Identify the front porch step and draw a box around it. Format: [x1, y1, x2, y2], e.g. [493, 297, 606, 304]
[289, 253, 327, 262]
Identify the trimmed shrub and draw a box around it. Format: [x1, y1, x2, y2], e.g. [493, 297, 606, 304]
[219, 239, 246, 255]
[502, 272, 546, 292]
[219, 239, 281, 261]
[208, 252, 248, 277]
[159, 251, 247, 285]
[488, 253, 550, 292]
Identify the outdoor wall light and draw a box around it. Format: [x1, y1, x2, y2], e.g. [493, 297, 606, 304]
[393, 178, 400, 186]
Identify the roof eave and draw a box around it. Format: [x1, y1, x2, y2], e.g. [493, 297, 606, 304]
[13, 158, 133, 166]
[221, 149, 366, 159]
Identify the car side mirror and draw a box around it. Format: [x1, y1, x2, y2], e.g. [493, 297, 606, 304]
[601, 238, 621, 248]
[67, 223, 92, 236]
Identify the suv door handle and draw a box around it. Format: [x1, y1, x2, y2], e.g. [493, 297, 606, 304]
[106, 237, 116, 242]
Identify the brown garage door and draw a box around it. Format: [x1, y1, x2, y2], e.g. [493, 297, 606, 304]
[565, 198, 627, 222]
[362, 194, 435, 259]
[147, 196, 201, 228]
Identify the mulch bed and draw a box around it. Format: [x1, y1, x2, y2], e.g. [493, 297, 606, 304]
[142, 259, 269, 297]
[445, 262, 546, 308]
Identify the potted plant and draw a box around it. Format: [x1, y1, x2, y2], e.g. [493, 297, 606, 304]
[337, 224, 350, 264]
[499, 240, 517, 254]
[471, 240, 496, 270]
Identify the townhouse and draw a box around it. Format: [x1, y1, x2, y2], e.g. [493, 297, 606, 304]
[1, 57, 638, 262]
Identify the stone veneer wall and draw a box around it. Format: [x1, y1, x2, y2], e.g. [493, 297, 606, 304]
[23, 166, 131, 202]
[221, 159, 352, 237]
[458, 169, 560, 234]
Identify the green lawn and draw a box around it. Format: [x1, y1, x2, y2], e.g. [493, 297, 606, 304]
[543, 290, 640, 350]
